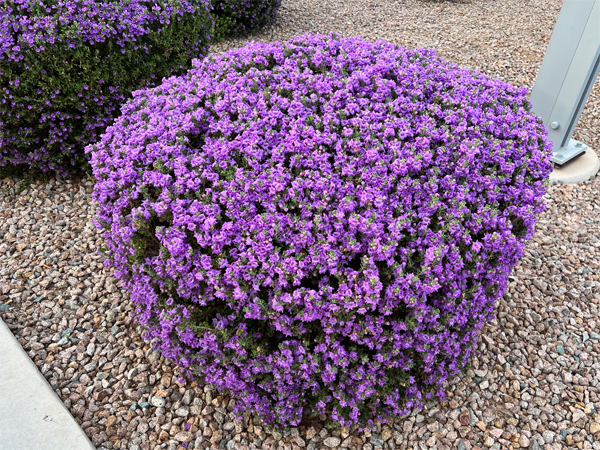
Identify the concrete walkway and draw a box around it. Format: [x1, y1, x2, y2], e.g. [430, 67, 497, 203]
[0, 318, 96, 450]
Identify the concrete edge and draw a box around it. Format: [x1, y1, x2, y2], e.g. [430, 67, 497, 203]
[549, 147, 600, 184]
[0, 317, 96, 450]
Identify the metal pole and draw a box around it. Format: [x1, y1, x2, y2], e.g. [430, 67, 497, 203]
[528, 0, 600, 166]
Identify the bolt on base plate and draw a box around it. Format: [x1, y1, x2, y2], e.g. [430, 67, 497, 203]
[551, 139, 588, 165]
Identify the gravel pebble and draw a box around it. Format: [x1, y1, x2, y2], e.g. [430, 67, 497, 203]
[324, 437, 342, 447]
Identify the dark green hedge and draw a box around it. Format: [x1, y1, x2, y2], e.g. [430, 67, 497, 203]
[211, 0, 281, 42]
[0, 0, 213, 174]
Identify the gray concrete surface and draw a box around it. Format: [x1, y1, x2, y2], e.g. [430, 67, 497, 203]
[0, 318, 96, 450]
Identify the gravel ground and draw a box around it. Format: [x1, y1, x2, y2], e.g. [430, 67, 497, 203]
[2, 0, 600, 449]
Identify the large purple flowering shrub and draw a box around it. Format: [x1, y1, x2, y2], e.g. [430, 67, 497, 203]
[211, 0, 281, 42]
[0, 0, 212, 174]
[89, 33, 553, 429]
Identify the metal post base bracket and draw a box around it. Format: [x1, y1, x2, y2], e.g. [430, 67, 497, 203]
[551, 139, 588, 166]
[549, 145, 599, 184]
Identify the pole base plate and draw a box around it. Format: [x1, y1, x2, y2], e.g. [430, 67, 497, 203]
[549, 144, 600, 184]
[551, 140, 587, 165]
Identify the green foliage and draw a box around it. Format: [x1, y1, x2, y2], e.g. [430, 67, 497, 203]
[0, 0, 213, 174]
[210, 0, 281, 42]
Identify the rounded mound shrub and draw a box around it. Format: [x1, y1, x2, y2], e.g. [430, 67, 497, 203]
[210, 0, 280, 42]
[0, 0, 213, 174]
[90, 33, 553, 430]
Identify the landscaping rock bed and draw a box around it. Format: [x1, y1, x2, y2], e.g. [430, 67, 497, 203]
[2, 0, 600, 449]
[2, 170, 600, 450]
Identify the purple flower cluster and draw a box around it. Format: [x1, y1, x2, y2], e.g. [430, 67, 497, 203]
[0, 0, 212, 173]
[89, 33, 553, 429]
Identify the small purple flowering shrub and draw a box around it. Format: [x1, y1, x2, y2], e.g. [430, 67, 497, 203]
[210, 0, 281, 42]
[89, 33, 552, 429]
[0, 0, 213, 174]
